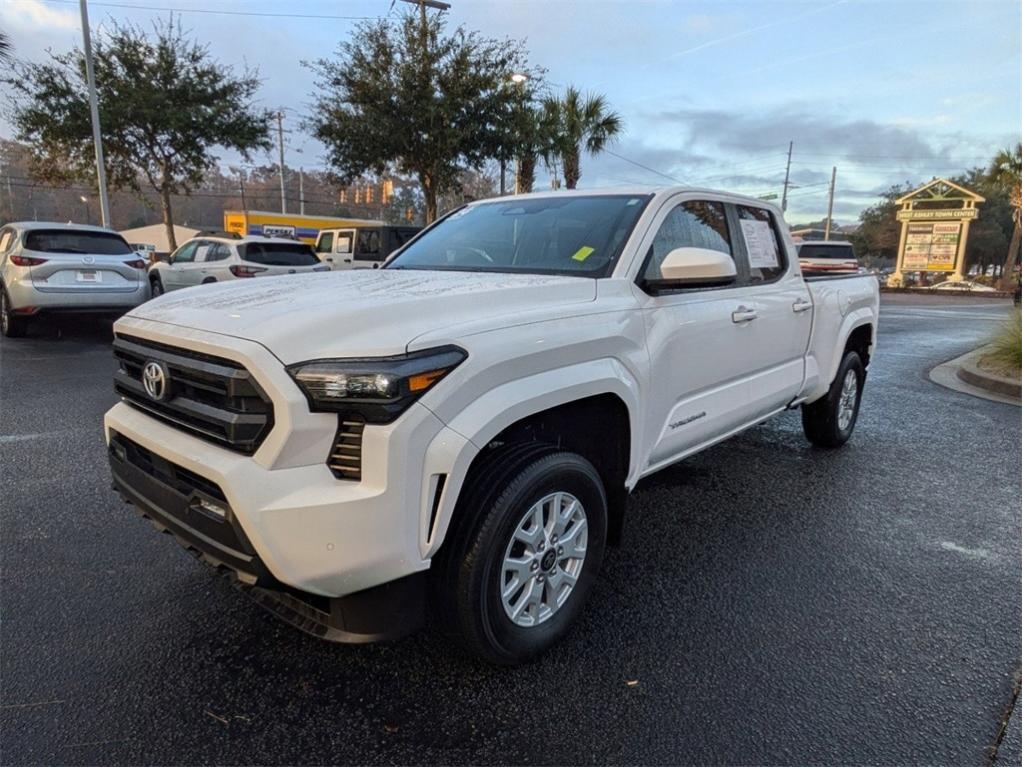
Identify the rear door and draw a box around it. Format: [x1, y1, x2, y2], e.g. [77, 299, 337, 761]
[729, 203, 812, 416]
[25, 229, 141, 294]
[329, 228, 357, 269]
[199, 242, 233, 282]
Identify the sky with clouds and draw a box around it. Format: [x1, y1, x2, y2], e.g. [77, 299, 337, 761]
[1, 0, 1018, 223]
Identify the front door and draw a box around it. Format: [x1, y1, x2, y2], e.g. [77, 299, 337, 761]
[640, 198, 765, 469]
[162, 241, 198, 290]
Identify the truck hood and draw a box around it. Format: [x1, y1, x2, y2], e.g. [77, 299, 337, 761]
[126, 269, 597, 363]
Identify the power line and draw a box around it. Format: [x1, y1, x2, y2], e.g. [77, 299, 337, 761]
[603, 150, 686, 185]
[39, 0, 379, 21]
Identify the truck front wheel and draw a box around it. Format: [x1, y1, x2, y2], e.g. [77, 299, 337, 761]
[433, 447, 608, 665]
[802, 350, 865, 448]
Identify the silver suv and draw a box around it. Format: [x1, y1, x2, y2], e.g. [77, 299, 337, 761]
[0, 222, 149, 338]
[148, 235, 329, 296]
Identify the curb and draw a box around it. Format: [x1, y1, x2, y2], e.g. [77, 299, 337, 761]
[956, 348, 1022, 399]
[929, 348, 1021, 407]
[880, 286, 1014, 299]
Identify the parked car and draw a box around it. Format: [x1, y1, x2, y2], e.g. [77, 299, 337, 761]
[796, 240, 859, 274]
[929, 280, 998, 293]
[314, 225, 421, 269]
[0, 222, 149, 338]
[147, 235, 330, 295]
[105, 188, 879, 663]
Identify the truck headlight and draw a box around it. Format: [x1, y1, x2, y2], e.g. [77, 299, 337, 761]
[286, 346, 467, 423]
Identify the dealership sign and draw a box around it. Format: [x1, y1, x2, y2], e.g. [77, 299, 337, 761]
[888, 178, 985, 283]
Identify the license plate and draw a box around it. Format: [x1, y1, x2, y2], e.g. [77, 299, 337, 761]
[77, 270, 100, 282]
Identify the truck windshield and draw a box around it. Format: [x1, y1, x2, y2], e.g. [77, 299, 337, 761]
[386, 195, 651, 277]
[240, 242, 320, 266]
[25, 229, 133, 255]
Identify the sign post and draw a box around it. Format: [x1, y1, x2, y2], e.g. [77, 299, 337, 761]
[889, 178, 984, 287]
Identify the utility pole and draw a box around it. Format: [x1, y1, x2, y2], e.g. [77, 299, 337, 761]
[79, 0, 111, 227]
[299, 167, 306, 215]
[780, 141, 793, 213]
[824, 165, 837, 241]
[238, 171, 248, 214]
[276, 111, 287, 215]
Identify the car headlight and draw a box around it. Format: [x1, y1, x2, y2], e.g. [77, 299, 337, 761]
[286, 346, 467, 423]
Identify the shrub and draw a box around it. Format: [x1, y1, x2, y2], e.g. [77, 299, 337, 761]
[986, 310, 1022, 373]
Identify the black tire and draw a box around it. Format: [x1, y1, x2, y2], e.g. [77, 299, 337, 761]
[1, 288, 29, 338]
[432, 445, 608, 665]
[201, 276, 217, 284]
[802, 350, 865, 448]
[149, 275, 164, 297]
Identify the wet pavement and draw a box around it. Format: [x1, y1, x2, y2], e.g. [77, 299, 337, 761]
[2, 293, 1019, 765]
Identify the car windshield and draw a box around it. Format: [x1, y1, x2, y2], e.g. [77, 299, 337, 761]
[240, 242, 320, 266]
[24, 229, 133, 255]
[798, 243, 856, 260]
[386, 195, 651, 277]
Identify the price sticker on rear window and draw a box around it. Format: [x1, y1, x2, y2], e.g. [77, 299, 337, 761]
[740, 220, 779, 269]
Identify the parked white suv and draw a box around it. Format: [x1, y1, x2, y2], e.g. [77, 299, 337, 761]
[148, 235, 329, 295]
[1, 222, 149, 338]
[106, 188, 879, 663]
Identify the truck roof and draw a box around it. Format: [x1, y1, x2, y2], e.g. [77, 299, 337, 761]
[475, 186, 787, 214]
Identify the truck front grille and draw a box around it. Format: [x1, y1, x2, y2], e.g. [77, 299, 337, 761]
[113, 334, 274, 454]
[328, 415, 365, 480]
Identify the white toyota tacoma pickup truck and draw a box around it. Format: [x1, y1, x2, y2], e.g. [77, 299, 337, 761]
[105, 187, 879, 664]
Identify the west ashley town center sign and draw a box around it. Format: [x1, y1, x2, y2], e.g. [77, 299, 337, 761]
[888, 178, 985, 286]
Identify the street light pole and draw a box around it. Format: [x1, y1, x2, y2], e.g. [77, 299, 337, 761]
[79, 0, 111, 227]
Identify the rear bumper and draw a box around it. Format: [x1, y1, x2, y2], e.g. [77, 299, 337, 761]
[5, 274, 148, 311]
[108, 429, 425, 642]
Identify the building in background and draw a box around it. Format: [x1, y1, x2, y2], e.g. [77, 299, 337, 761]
[119, 223, 201, 260]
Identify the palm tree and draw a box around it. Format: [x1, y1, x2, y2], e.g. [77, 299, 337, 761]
[989, 144, 1022, 289]
[545, 86, 622, 189]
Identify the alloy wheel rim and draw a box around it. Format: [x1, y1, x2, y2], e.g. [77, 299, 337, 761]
[500, 491, 588, 628]
[838, 368, 858, 431]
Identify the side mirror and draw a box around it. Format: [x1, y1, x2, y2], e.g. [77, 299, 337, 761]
[646, 247, 736, 291]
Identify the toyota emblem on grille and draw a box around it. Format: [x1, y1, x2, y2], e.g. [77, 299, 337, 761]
[142, 360, 170, 401]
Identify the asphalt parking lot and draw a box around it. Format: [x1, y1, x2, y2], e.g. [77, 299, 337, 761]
[1, 293, 1019, 766]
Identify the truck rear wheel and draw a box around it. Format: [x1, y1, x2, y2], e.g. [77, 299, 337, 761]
[802, 350, 865, 448]
[432, 446, 608, 665]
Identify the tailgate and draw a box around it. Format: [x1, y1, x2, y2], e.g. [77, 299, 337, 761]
[31, 254, 141, 292]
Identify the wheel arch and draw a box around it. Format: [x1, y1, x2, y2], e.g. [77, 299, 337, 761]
[425, 364, 641, 558]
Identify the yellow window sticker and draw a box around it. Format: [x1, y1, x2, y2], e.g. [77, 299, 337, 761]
[572, 246, 595, 262]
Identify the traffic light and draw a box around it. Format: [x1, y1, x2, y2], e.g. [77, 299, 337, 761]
[366, 186, 374, 204]
[382, 179, 394, 204]
[339, 189, 348, 204]
[355, 187, 363, 204]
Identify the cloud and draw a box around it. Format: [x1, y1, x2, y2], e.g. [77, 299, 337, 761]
[0, 0, 77, 31]
[650, 105, 946, 163]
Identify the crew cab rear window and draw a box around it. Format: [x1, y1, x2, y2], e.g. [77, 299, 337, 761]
[798, 243, 856, 259]
[643, 200, 733, 281]
[735, 206, 785, 283]
[240, 242, 319, 266]
[25, 229, 133, 255]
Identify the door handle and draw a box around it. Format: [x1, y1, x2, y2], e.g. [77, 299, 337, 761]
[732, 306, 758, 323]
[792, 298, 813, 313]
